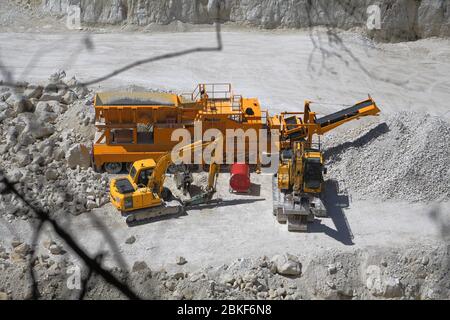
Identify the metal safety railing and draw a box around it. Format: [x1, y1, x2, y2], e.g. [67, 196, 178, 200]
[181, 83, 233, 102]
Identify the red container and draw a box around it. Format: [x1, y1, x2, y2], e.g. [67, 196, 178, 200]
[230, 163, 251, 193]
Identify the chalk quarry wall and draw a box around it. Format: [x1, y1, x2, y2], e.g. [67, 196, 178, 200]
[41, 0, 450, 41]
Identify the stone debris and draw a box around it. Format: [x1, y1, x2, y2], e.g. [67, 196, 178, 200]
[48, 244, 64, 255]
[11, 239, 23, 248]
[66, 143, 91, 169]
[125, 236, 136, 245]
[0, 74, 109, 220]
[9, 243, 31, 262]
[270, 253, 302, 277]
[132, 261, 150, 273]
[176, 256, 187, 265]
[328, 264, 337, 275]
[13, 243, 30, 256]
[323, 112, 450, 202]
[0, 244, 447, 299]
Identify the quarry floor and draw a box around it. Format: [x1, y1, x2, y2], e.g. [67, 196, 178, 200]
[1, 30, 450, 119]
[3, 171, 450, 273]
[0, 29, 449, 273]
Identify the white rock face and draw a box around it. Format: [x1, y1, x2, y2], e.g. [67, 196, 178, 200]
[416, 0, 449, 38]
[41, 0, 450, 41]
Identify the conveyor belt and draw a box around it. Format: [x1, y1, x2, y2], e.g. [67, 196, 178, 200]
[316, 99, 374, 128]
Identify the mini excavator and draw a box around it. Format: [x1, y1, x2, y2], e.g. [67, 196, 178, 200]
[273, 97, 380, 231]
[109, 138, 223, 226]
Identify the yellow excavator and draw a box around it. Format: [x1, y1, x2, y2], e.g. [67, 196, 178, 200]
[273, 97, 381, 231]
[110, 137, 222, 226]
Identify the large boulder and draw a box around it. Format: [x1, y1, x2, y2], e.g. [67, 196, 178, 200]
[39, 90, 65, 102]
[0, 102, 13, 122]
[61, 90, 78, 104]
[45, 168, 59, 181]
[132, 261, 150, 273]
[5, 168, 24, 183]
[35, 101, 60, 123]
[365, 265, 404, 298]
[270, 253, 302, 277]
[40, 74, 68, 102]
[37, 111, 58, 123]
[17, 113, 55, 139]
[14, 243, 31, 256]
[34, 101, 52, 113]
[5, 126, 19, 146]
[24, 85, 43, 99]
[16, 150, 32, 167]
[17, 132, 36, 146]
[36, 101, 67, 114]
[13, 98, 34, 115]
[66, 144, 91, 169]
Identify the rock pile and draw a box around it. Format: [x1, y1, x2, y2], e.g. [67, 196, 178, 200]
[153, 245, 450, 300]
[0, 71, 109, 220]
[0, 240, 448, 299]
[323, 112, 450, 202]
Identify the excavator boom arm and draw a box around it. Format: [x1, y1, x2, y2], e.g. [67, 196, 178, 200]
[148, 140, 206, 195]
[206, 135, 223, 192]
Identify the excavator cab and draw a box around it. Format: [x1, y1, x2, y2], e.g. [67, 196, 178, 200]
[109, 159, 159, 213]
[129, 159, 156, 187]
[303, 154, 324, 192]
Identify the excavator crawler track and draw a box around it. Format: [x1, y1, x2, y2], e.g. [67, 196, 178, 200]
[272, 176, 327, 232]
[125, 203, 183, 227]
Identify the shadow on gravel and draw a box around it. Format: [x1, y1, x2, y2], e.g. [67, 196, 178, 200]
[428, 204, 450, 242]
[309, 180, 354, 245]
[127, 198, 266, 227]
[324, 122, 390, 161]
[228, 183, 261, 197]
[427, 204, 450, 286]
[248, 183, 261, 197]
[186, 198, 266, 211]
[127, 210, 188, 227]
